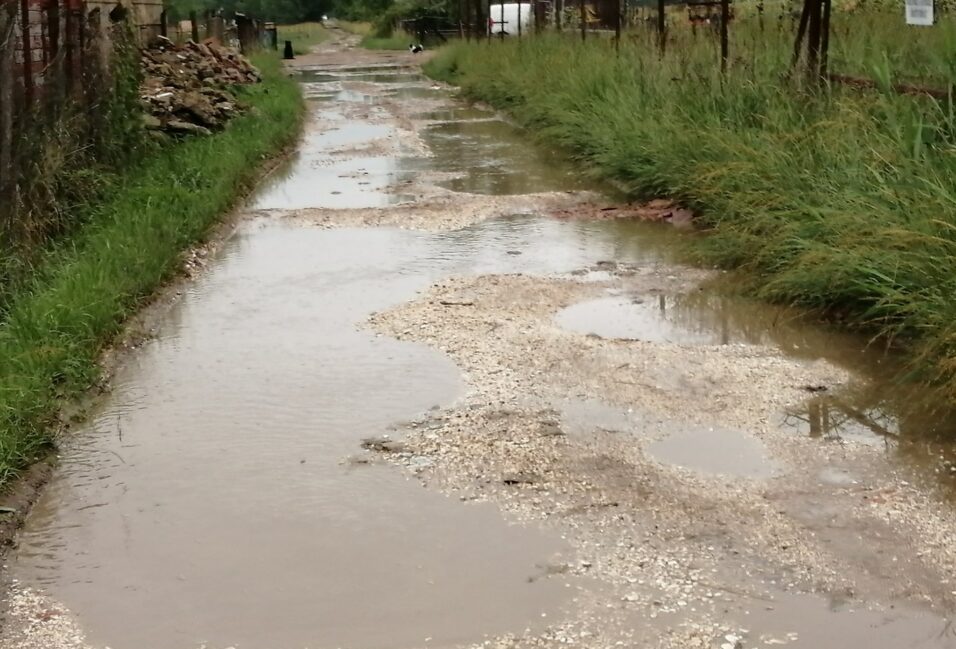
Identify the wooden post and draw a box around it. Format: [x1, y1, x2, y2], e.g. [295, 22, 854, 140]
[160, 9, 167, 37]
[615, 0, 621, 49]
[499, 0, 505, 39]
[819, 0, 831, 80]
[465, 0, 471, 39]
[580, 0, 586, 40]
[719, 0, 728, 71]
[556, 0, 562, 30]
[483, 0, 489, 40]
[190, 10, 199, 41]
[657, 0, 665, 55]
[517, 0, 521, 38]
[789, 0, 809, 69]
[65, 3, 75, 93]
[459, 0, 465, 37]
[806, 0, 821, 82]
[48, 0, 60, 63]
[0, 5, 15, 199]
[20, 0, 32, 104]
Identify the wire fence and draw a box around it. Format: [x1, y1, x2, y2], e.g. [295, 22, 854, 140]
[0, 0, 278, 249]
[1, 0, 107, 213]
[442, 0, 955, 94]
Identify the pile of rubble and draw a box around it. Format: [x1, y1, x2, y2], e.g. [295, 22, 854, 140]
[140, 37, 262, 137]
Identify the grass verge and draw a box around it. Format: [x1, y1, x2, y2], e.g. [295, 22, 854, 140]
[335, 20, 373, 36]
[361, 31, 416, 50]
[425, 20, 956, 401]
[0, 53, 304, 487]
[278, 22, 331, 56]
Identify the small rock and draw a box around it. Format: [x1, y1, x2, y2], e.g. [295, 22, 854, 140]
[360, 436, 407, 453]
[502, 472, 538, 485]
[142, 113, 162, 129]
[165, 119, 212, 136]
[538, 420, 564, 437]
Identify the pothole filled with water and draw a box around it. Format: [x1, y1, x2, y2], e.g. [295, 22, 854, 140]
[648, 425, 780, 479]
[555, 294, 727, 344]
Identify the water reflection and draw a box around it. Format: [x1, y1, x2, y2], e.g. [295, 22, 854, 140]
[416, 120, 599, 196]
[782, 388, 956, 480]
[782, 394, 899, 446]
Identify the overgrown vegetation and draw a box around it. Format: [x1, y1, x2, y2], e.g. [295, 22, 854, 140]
[426, 13, 956, 398]
[335, 19, 374, 35]
[0, 54, 303, 486]
[166, 0, 452, 40]
[278, 21, 331, 54]
[361, 29, 417, 49]
[0, 21, 148, 312]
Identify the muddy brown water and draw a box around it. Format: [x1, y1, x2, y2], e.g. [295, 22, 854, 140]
[7, 60, 956, 648]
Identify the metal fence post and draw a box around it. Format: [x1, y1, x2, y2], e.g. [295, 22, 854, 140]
[189, 10, 199, 41]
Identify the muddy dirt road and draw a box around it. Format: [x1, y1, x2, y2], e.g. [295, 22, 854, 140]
[3, 30, 956, 649]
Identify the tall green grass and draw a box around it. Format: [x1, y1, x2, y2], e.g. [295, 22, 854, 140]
[0, 54, 304, 486]
[361, 30, 417, 49]
[278, 22, 331, 55]
[426, 14, 956, 400]
[333, 19, 415, 50]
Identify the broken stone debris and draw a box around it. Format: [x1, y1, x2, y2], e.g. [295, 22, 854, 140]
[360, 436, 408, 453]
[140, 36, 261, 137]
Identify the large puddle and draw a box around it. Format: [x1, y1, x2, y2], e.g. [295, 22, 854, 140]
[8, 58, 956, 649]
[555, 285, 956, 488]
[253, 64, 596, 210]
[7, 216, 673, 649]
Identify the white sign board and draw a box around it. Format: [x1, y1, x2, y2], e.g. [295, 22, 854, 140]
[906, 0, 934, 26]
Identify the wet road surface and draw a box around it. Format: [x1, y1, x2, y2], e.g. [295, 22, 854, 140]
[3, 30, 956, 649]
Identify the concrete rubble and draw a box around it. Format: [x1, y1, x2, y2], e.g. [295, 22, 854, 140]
[139, 37, 262, 137]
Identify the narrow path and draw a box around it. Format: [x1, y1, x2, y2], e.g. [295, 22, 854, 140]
[2, 30, 955, 649]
